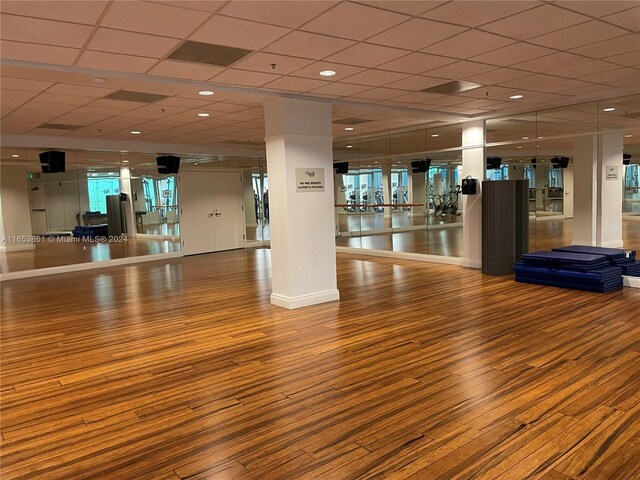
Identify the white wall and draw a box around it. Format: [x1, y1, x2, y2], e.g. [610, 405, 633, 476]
[0, 164, 34, 251]
[462, 121, 485, 268]
[572, 135, 598, 245]
[597, 132, 623, 247]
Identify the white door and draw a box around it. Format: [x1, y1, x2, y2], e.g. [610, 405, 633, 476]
[45, 183, 65, 231]
[179, 171, 245, 255]
[211, 171, 245, 251]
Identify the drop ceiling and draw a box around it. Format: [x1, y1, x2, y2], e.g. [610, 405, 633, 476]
[1, 0, 639, 154]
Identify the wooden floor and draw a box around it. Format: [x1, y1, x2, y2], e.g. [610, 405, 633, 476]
[2, 250, 640, 479]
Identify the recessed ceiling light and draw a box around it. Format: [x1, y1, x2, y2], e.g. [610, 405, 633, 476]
[319, 70, 336, 77]
[603, 107, 615, 112]
[12, 154, 19, 158]
[344, 127, 354, 131]
[625, 134, 632, 138]
[91, 173, 98, 177]
[510, 94, 524, 100]
[431, 134, 440, 137]
[122, 160, 129, 163]
[198, 90, 214, 96]
[346, 145, 353, 149]
[131, 131, 141, 135]
[197, 113, 210, 117]
[538, 136, 544, 139]
[522, 136, 529, 140]
[93, 77, 106, 84]
[517, 146, 523, 149]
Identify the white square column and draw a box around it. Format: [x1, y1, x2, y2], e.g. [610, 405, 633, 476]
[597, 132, 624, 248]
[572, 133, 623, 247]
[461, 121, 485, 268]
[263, 97, 339, 309]
[572, 135, 598, 245]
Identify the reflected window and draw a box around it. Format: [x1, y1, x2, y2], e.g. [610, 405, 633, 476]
[87, 173, 120, 214]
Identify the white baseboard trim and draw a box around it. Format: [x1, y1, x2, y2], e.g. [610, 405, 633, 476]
[0, 252, 183, 282]
[336, 246, 463, 266]
[599, 240, 624, 248]
[462, 258, 482, 269]
[623, 275, 640, 288]
[136, 233, 179, 241]
[271, 289, 340, 309]
[0, 243, 35, 252]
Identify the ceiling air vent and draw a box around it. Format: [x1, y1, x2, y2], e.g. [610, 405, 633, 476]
[168, 41, 252, 67]
[104, 90, 167, 103]
[334, 118, 372, 125]
[38, 123, 82, 130]
[421, 80, 481, 95]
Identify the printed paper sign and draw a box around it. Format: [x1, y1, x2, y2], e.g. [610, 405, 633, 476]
[296, 168, 325, 192]
[606, 166, 619, 181]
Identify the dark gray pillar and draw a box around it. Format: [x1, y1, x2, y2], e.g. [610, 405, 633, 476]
[482, 180, 529, 275]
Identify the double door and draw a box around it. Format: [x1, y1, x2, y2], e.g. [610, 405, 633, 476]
[179, 171, 245, 255]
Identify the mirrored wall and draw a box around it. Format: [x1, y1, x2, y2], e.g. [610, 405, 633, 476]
[0, 148, 268, 274]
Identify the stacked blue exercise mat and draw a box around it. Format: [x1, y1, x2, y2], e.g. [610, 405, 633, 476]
[514, 248, 628, 293]
[552, 245, 640, 277]
[72, 224, 108, 239]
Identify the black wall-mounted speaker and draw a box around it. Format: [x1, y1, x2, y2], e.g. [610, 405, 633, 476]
[550, 156, 570, 168]
[39, 150, 65, 173]
[411, 158, 431, 173]
[157, 155, 180, 174]
[624, 153, 631, 166]
[334, 162, 349, 174]
[486, 157, 502, 170]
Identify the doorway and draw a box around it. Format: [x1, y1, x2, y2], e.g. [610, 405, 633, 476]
[179, 171, 245, 255]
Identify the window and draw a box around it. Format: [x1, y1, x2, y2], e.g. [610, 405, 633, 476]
[87, 175, 120, 214]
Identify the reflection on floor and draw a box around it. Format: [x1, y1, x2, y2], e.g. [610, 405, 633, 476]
[0, 237, 181, 273]
[338, 210, 462, 233]
[138, 223, 180, 237]
[246, 220, 270, 242]
[337, 217, 640, 258]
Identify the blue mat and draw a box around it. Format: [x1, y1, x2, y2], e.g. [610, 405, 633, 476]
[521, 251, 610, 272]
[514, 263, 623, 293]
[553, 245, 635, 262]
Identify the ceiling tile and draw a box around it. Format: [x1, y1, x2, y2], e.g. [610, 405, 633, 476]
[562, 84, 621, 96]
[33, 92, 95, 106]
[607, 50, 640, 67]
[0, 40, 79, 65]
[88, 28, 181, 58]
[0, 77, 54, 92]
[262, 76, 329, 93]
[421, 1, 539, 27]
[479, 5, 590, 40]
[101, 1, 211, 38]
[77, 51, 159, 74]
[154, 1, 227, 13]
[211, 69, 281, 87]
[513, 52, 591, 73]
[368, 18, 467, 50]
[341, 69, 410, 87]
[0, 90, 39, 108]
[555, 1, 638, 18]
[308, 82, 373, 97]
[422, 61, 496, 79]
[498, 74, 569, 89]
[147, 60, 225, 80]
[533, 79, 597, 93]
[0, 14, 93, 48]
[218, 1, 337, 28]
[264, 31, 356, 59]
[231, 52, 314, 75]
[602, 6, 640, 32]
[348, 87, 407, 100]
[384, 75, 449, 91]
[0, 0, 108, 24]
[355, 1, 447, 16]
[323, 43, 408, 68]
[578, 67, 640, 84]
[190, 15, 290, 50]
[471, 43, 556, 66]
[377, 52, 456, 74]
[300, 2, 408, 41]
[528, 20, 628, 49]
[464, 68, 532, 85]
[570, 34, 640, 58]
[551, 59, 622, 78]
[46, 84, 116, 97]
[288, 61, 366, 80]
[423, 30, 515, 59]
